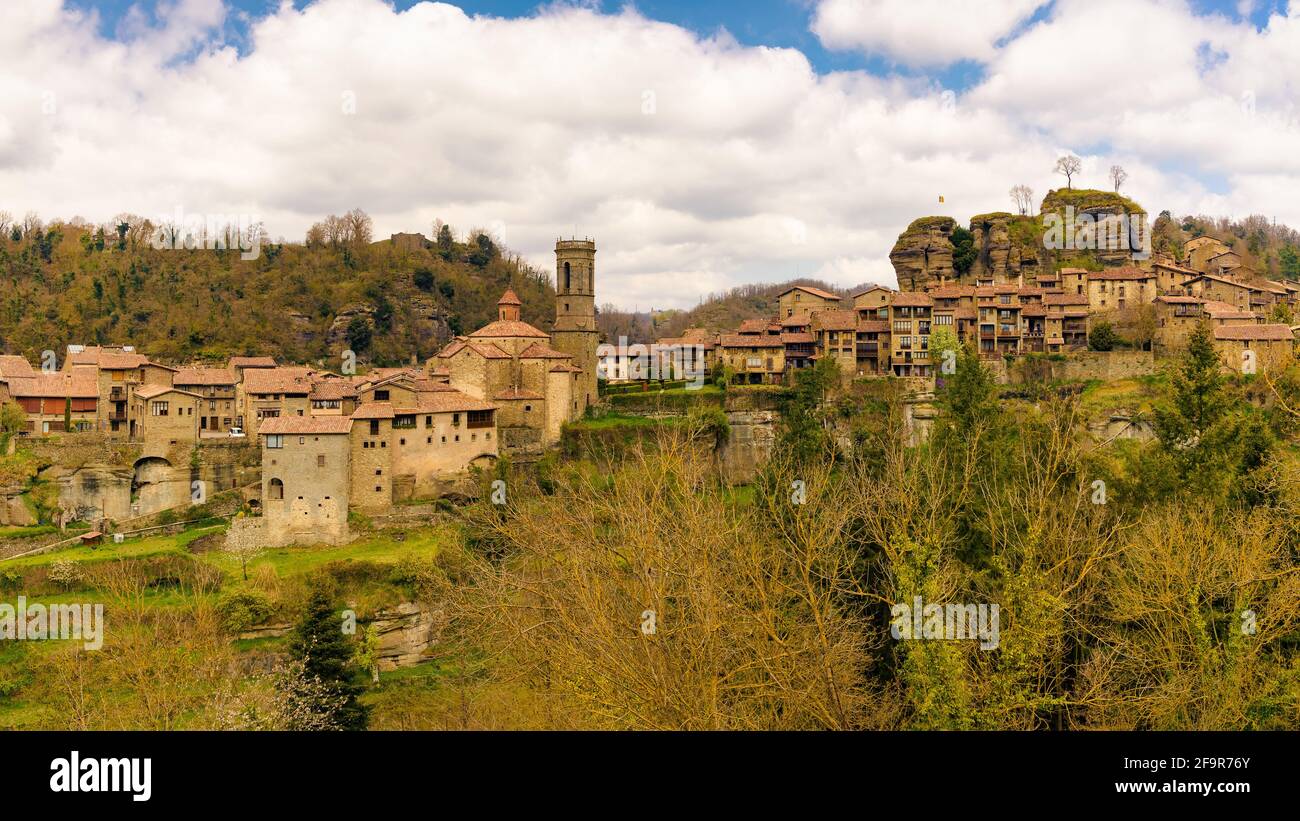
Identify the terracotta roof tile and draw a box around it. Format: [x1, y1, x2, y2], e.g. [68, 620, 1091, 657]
[174, 367, 239, 386]
[469, 320, 549, 339]
[1213, 324, 1293, 341]
[259, 416, 353, 435]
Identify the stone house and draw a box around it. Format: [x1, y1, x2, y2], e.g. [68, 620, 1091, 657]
[239, 366, 315, 435]
[1212, 324, 1295, 374]
[1085, 267, 1156, 313]
[131, 384, 202, 453]
[259, 416, 352, 547]
[173, 367, 240, 435]
[778, 285, 841, 320]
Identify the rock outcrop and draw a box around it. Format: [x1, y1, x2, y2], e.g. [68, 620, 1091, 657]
[889, 216, 957, 291]
[968, 212, 1043, 282]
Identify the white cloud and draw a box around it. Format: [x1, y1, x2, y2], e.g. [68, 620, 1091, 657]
[1, 0, 1299, 311]
[811, 0, 1047, 65]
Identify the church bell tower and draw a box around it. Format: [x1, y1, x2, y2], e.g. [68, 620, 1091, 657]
[550, 238, 598, 413]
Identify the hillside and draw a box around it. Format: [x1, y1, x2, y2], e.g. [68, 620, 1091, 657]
[643, 278, 874, 340]
[0, 216, 555, 367]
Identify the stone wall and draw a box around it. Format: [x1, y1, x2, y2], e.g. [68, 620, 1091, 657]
[1053, 350, 1154, 381]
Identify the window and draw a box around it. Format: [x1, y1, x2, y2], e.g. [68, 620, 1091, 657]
[317, 454, 325, 467]
[266, 435, 283, 449]
[151, 401, 169, 416]
[298, 437, 305, 444]
[425, 415, 432, 429]
[268, 478, 283, 500]
[467, 410, 492, 429]
[400, 438, 406, 446]
[375, 469, 382, 476]
[452, 413, 460, 427]
[564, 261, 571, 290]
[369, 420, 380, 436]
[374, 390, 390, 401]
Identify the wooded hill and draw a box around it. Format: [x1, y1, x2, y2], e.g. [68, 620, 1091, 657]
[0, 216, 555, 367]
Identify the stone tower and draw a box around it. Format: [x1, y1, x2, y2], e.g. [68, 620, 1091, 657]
[551, 238, 598, 413]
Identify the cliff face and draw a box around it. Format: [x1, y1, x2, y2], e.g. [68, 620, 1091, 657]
[888, 190, 1148, 290]
[969, 212, 1044, 283]
[889, 216, 957, 290]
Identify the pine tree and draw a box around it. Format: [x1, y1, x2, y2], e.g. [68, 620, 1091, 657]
[288, 587, 369, 730]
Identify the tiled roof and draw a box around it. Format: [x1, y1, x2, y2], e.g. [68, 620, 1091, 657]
[779, 285, 841, 301]
[1213, 324, 1293, 341]
[259, 416, 353, 435]
[1044, 294, 1090, 306]
[497, 288, 522, 306]
[781, 332, 815, 344]
[1021, 307, 1047, 318]
[1155, 295, 1204, 304]
[851, 284, 893, 298]
[442, 340, 511, 360]
[719, 334, 781, 348]
[891, 292, 935, 307]
[857, 319, 889, 332]
[229, 356, 277, 368]
[0, 355, 34, 380]
[68, 346, 149, 368]
[737, 319, 771, 334]
[309, 380, 359, 400]
[242, 367, 315, 394]
[519, 342, 571, 359]
[135, 384, 200, 400]
[351, 402, 395, 419]
[468, 320, 549, 339]
[781, 313, 812, 327]
[929, 286, 975, 298]
[811, 310, 858, 331]
[6, 366, 99, 399]
[174, 367, 239, 386]
[549, 363, 583, 373]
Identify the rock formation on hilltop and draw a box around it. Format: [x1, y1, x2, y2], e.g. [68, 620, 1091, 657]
[889, 189, 1149, 290]
[889, 216, 957, 290]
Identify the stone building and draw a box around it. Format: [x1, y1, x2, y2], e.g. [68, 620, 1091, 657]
[550, 239, 599, 413]
[1213, 324, 1295, 374]
[430, 282, 585, 453]
[6, 367, 99, 434]
[259, 416, 352, 547]
[173, 367, 240, 435]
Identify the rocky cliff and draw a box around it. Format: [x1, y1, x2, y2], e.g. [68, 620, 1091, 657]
[889, 189, 1148, 290]
[889, 216, 957, 290]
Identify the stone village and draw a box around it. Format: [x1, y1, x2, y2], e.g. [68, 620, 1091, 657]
[2, 214, 1298, 550]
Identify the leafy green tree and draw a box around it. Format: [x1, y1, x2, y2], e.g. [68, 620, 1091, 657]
[1152, 321, 1261, 496]
[289, 587, 369, 730]
[1088, 321, 1118, 351]
[775, 356, 839, 465]
[0, 401, 25, 433]
[346, 317, 372, 352]
[951, 226, 978, 275]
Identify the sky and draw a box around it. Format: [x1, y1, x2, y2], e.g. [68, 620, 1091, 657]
[5, 0, 1300, 311]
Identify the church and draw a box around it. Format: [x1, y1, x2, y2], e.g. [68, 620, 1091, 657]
[427, 238, 598, 454]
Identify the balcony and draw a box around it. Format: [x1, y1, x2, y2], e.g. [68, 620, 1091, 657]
[107, 410, 127, 422]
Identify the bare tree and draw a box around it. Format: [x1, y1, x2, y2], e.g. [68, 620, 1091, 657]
[1054, 155, 1081, 190]
[1009, 185, 1034, 215]
[1109, 164, 1128, 192]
